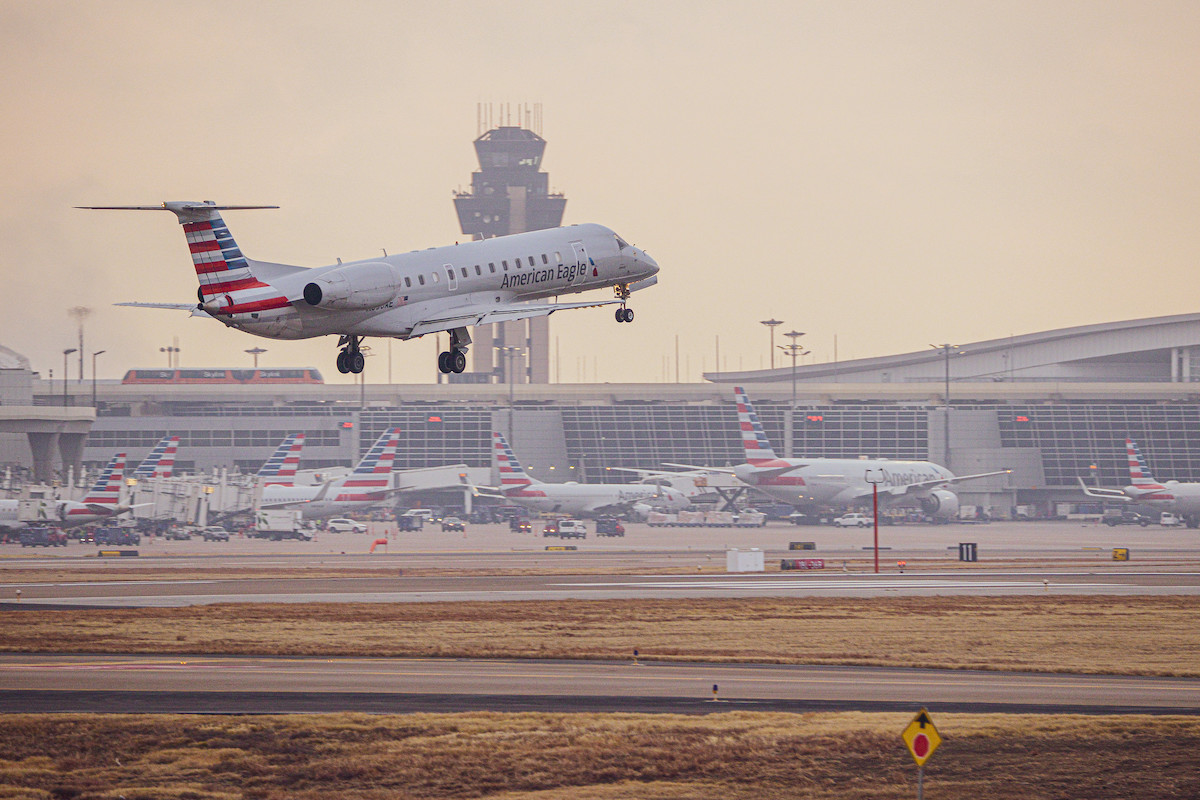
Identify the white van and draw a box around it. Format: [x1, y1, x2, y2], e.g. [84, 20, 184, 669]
[401, 509, 434, 521]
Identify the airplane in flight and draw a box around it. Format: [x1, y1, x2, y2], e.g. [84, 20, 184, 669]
[259, 428, 408, 518]
[473, 431, 689, 517]
[1078, 438, 1200, 528]
[668, 387, 1007, 521]
[131, 435, 180, 480]
[84, 202, 660, 375]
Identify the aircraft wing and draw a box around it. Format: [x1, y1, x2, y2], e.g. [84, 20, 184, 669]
[661, 462, 737, 475]
[861, 469, 1012, 500]
[407, 299, 621, 338]
[1077, 477, 1131, 501]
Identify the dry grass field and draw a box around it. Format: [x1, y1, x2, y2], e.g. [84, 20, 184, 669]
[0, 711, 1195, 799]
[4, 595, 1199, 676]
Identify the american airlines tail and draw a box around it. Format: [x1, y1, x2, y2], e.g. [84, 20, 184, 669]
[256, 433, 306, 486]
[334, 428, 402, 501]
[492, 432, 539, 491]
[69, 452, 127, 518]
[1126, 438, 1164, 488]
[734, 386, 780, 463]
[132, 435, 179, 480]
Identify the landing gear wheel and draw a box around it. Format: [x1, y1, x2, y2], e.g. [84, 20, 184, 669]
[452, 350, 467, 373]
[348, 351, 365, 374]
[336, 352, 350, 374]
[622, 307, 634, 323]
[615, 308, 624, 323]
[437, 351, 452, 374]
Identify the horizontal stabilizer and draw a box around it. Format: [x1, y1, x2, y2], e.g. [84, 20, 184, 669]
[78, 204, 278, 212]
[115, 302, 198, 311]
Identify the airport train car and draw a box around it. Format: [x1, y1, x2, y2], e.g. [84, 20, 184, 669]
[122, 368, 323, 385]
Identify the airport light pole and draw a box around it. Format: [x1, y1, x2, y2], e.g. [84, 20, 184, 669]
[778, 331, 809, 459]
[930, 344, 960, 468]
[760, 319, 783, 369]
[91, 350, 105, 408]
[160, 345, 180, 368]
[245, 347, 267, 368]
[496, 345, 524, 446]
[62, 348, 77, 407]
[865, 468, 884, 574]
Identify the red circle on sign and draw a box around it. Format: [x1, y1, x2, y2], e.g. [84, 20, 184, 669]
[913, 733, 930, 758]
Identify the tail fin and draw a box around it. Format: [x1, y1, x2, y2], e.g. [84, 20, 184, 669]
[256, 433, 306, 486]
[492, 431, 538, 490]
[734, 386, 779, 462]
[335, 428, 401, 500]
[78, 202, 286, 313]
[1126, 438, 1163, 488]
[82, 452, 127, 506]
[132, 435, 179, 479]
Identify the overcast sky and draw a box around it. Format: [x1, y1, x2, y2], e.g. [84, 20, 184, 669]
[2, 1, 1198, 385]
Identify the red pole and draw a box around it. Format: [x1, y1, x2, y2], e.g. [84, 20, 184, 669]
[873, 482, 880, 574]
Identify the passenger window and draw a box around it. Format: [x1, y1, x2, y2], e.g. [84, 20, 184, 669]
[474, 265, 481, 276]
[432, 272, 440, 283]
[554, 251, 562, 264]
[404, 276, 411, 288]
[489, 262, 496, 273]
[502, 260, 508, 271]
[461, 267, 468, 278]
[418, 275, 425, 286]
[541, 254, 548, 265]
[528, 256, 535, 267]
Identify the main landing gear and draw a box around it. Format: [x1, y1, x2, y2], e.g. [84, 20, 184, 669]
[437, 327, 471, 375]
[614, 283, 634, 323]
[336, 335, 365, 374]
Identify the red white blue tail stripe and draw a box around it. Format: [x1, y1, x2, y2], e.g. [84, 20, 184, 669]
[132, 435, 179, 479]
[68, 452, 127, 517]
[182, 210, 289, 315]
[1126, 438, 1164, 489]
[256, 433, 305, 486]
[334, 428, 401, 502]
[493, 432, 542, 496]
[735, 386, 779, 463]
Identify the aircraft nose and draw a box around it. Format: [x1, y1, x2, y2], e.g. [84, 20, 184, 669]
[637, 249, 659, 276]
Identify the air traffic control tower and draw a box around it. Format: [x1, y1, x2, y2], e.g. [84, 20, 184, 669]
[454, 110, 565, 384]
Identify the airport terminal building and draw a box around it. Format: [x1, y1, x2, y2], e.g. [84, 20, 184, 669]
[13, 312, 1200, 517]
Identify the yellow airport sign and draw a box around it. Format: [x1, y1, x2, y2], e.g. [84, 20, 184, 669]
[901, 708, 942, 766]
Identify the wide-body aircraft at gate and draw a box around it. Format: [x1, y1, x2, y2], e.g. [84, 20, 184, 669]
[85, 202, 659, 375]
[1080, 438, 1200, 527]
[669, 388, 1006, 520]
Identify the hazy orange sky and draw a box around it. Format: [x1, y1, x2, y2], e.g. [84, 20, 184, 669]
[3, 1, 1198, 385]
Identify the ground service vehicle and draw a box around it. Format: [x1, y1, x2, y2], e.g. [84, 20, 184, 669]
[833, 513, 872, 528]
[165, 528, 192, 540]
[202, 526, 230, 541]
[1103, 510, 1152, 527]
[327, 518, 367, 533]
[545, 519, 586, 539]
[255, 509, 310, 540]
[595, 516, 625, 537]
[94, 527, 141, 545]
[20, 528, 67, 547]
[396, 515, 423, 532]
[441, 517, 465, 532]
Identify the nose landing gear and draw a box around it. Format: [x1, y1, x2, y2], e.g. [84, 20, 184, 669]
[614, 283, 634, 323]
[336, 335, 365, 374]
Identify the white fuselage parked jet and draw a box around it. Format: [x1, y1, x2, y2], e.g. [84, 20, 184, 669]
[86, 202, 659, 376]
[1079, 437, 1200, 527]
[479, 432, 689, 517]
[669, 388, 1007, 520]
[259, 428, 402, 519]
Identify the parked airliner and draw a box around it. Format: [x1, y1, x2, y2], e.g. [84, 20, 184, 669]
[84, 202, 659, 374]
[131, 435, 179, 480]
[1079, 437, 1200, 528]
[259, 428, 405, 518]
[669, 388, 1007, 520]
[473, 432, 688, 517]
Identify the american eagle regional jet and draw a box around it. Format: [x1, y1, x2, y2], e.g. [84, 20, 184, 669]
[83, 202, 659, 374]
[1078, 437, 1200, 528]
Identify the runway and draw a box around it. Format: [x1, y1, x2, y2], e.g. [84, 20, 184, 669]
[2, 654, 1197, 715]
[5, 568, 1200, 607]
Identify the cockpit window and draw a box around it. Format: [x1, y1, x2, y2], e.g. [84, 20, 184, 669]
[615, 236, 630, 250]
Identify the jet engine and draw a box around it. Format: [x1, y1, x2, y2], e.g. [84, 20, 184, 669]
[302, 262, 398, 310]
[918, 489, 960, 520]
